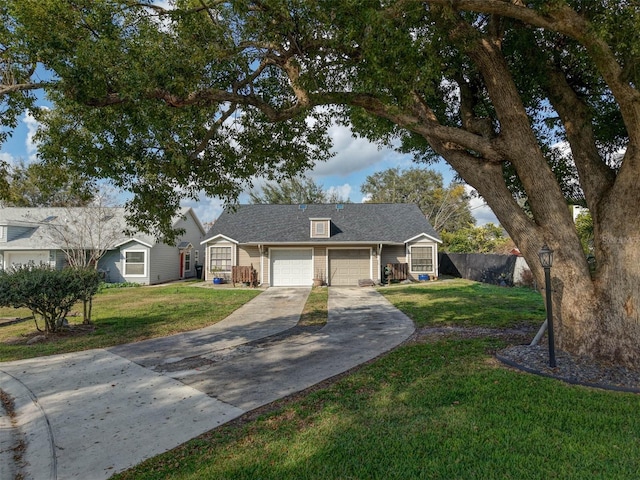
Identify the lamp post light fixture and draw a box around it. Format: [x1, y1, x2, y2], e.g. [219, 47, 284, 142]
[538, 244, 556, 368]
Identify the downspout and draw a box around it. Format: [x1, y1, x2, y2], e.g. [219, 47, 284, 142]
[378, 244, 383, 283]
[257, 244, 263, 286]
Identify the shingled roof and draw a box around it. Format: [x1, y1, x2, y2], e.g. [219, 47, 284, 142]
[0, 206, 201, 250]
[205, 203, 441, 244]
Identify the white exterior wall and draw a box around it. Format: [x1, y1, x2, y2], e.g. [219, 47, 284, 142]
[148, 242, 180, 285]
[513, 256, 531, 285]
[173, 210, 206, 277]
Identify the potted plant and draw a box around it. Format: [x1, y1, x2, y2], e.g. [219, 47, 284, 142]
[210, 266, 225, 284]
[313, 269, 325, 287]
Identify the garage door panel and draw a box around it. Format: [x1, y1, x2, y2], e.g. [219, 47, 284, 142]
[329, 249, 371, 286]
[271, 249, 313, 286]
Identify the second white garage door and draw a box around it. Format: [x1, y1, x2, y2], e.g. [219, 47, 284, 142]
[271, 249, 313, 286]
[328, 249, 371, 286]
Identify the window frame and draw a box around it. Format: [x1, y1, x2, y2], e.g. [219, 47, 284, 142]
[124, 250, 147, 277]
[209, 246, 232, 273]
[410, 245, 434, 273]
[310, 219, 330, 238]
[184, 251, 191, 272]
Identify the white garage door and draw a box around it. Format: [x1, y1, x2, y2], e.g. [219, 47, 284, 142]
[271, 249, 313, 286]
[329, 249, 371, 286]
[5, 251, 50, 268]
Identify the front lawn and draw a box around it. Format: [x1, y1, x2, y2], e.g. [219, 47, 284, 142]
[113, 280, 640, 480]
[379, 278, 545, 328]
[0, 284, 261, 361]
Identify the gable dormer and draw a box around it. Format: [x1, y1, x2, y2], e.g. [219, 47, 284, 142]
[310, 218, 330, 239]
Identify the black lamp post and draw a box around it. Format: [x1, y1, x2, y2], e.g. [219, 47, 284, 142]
[538, 244, 556, 368]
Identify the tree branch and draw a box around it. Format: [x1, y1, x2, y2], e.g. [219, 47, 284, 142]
[0, 81, 48, 95]
[543, 62, 616, 210]
[424, 0, 640, 145]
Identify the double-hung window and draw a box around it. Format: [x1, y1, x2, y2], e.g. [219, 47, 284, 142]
[411, 246, 433, 272]
[124, 251, 146, 276]
[210, 246, 232, 272]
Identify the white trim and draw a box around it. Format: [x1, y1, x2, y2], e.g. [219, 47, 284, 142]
[114, 238, 154, 249]
[184, 250, 192, 273]
[201, 233, 238, 245]
[269, 247, 314, 286]
[208, 244, 234, 276]
[407, 244, 435, 274]
[404, 233, 443, 244]
[309, 219, 330, 239]
[123, 249, 148, 277]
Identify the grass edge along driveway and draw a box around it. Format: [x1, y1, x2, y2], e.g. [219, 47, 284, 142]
[113, 280, 640, 480]
[0, 285, 262, 361]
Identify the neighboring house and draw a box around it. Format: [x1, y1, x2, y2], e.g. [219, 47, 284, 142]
[201, 203, 442, 287]
[0, 207, 206, 285]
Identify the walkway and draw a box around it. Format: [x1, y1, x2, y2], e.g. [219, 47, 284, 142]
[0, 287, 414, 480]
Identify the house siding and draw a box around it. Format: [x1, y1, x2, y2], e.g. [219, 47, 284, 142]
[119, 242, 151, 284]
[238, 245, 261, 279]
[380, 245, 406, 280]
[0, 207, 205, 284]
[148, 242, 179, 285]
[98, 250, 124, 283]
[313, 246, 327, 283]
[260, 251, 268, 285]
[173, 210, 205, 279]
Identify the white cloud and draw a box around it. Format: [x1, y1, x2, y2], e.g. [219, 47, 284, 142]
[182, 195, 225, 225]
[326, 183, 352, 202]
[0, 152, 18, 168]
[311, 123, 399, 178]
[23, 111, 41, 162]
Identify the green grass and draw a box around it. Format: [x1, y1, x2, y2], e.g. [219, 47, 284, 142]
[298, 287, 328, 327]
[4, 279, 637, 478]
[112, 279, 640, 480]
[379, 278, 545, 328]
[114, 338, 640, 480]
[0, 285, 261, 361]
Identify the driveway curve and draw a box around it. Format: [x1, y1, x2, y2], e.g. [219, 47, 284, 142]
[0, 287, 414, 480]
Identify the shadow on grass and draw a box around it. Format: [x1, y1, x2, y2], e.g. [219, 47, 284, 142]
[114, 339, 640, 480]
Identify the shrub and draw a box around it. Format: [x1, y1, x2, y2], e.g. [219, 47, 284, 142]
[0, 266, 101, 334]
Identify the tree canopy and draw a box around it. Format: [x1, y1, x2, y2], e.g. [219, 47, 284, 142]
[249, 175, 349, 204]
[360, 167, 474, 232]
[0, 160, 95, 207]
[441, 223, 513, 254]
[2, 1, 640, 365]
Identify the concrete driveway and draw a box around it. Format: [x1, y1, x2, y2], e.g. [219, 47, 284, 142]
[0, 287, 414, 480]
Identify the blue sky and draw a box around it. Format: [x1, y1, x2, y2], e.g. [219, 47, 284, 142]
[1, 111, 499, 227]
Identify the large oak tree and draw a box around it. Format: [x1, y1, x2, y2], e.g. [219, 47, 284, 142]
[2, 1, 640, 366]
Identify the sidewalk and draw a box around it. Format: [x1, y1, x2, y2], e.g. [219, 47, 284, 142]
[0, 287, 414, 479]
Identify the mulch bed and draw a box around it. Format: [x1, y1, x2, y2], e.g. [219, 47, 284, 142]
[412, 324, 640, 394]
[497, 344, 640, 393]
